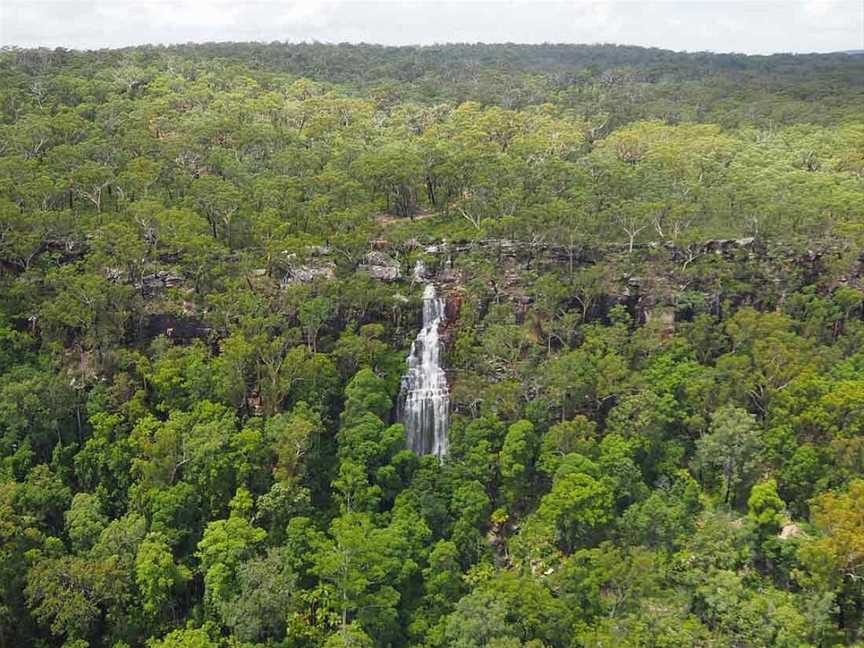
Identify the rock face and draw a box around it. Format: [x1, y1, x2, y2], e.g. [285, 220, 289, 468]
[135, 271, 185, 294]
[144, 314, 213, 341]
[443, 292, 462, 323]
[281, 263, 336, 284]
[439, 290, 463, 346]
[360, 251, 401, 281]
[279, 251, 337, 284]
[779, 522, 804, 540]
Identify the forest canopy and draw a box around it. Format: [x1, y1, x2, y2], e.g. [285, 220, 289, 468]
[1, 41, 864, 647]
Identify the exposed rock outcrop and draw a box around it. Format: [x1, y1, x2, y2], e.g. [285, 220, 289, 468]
[144, 313, 213, 341]
[136, 271, 185, 293]
[281, 263, 336, 284]
[360, 251, 401, 281]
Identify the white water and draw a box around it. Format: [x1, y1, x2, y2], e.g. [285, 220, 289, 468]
[398, 284, 449, 457]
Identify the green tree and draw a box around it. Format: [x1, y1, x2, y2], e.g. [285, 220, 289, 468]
[191, 175, 243, 248]
[299, 295, 334, 352]
[196, 488, 267, 611]
[695, 406, 763, 506]
[65, 493, 107, 552]
[312, 512, 401, 645]
[499, 419, 538, 509]
[135, 532, 191, 620]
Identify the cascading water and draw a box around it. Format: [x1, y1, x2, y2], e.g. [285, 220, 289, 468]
[398, 284, 449, 457]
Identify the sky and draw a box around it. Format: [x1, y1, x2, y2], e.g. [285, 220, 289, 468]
[0, 0, 862, 55]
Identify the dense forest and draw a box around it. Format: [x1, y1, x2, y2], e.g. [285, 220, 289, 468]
[2, 41, 864, 647]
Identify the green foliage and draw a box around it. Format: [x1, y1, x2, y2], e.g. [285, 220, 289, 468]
[748, 478, 786, 540]
[135, 532, 190, 618]
[695, 405, 763, 506]
[214, 546, 297, 642]
[1, 41, 863, 647]
[65, 493, 108, 552]
[499, 419, 537, 508]
[196, 490, 267, 611]
[147, 626, 221, 648]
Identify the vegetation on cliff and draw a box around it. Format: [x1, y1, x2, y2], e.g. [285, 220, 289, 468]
[1, 42, 864, 647]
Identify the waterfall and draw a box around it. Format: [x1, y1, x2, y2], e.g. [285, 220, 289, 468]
[398, 284, 449, 457]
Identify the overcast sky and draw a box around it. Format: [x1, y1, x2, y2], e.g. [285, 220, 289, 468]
[1, 0, 862, 54]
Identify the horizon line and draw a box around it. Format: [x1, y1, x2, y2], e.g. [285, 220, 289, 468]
[1, 40, 861, 58]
